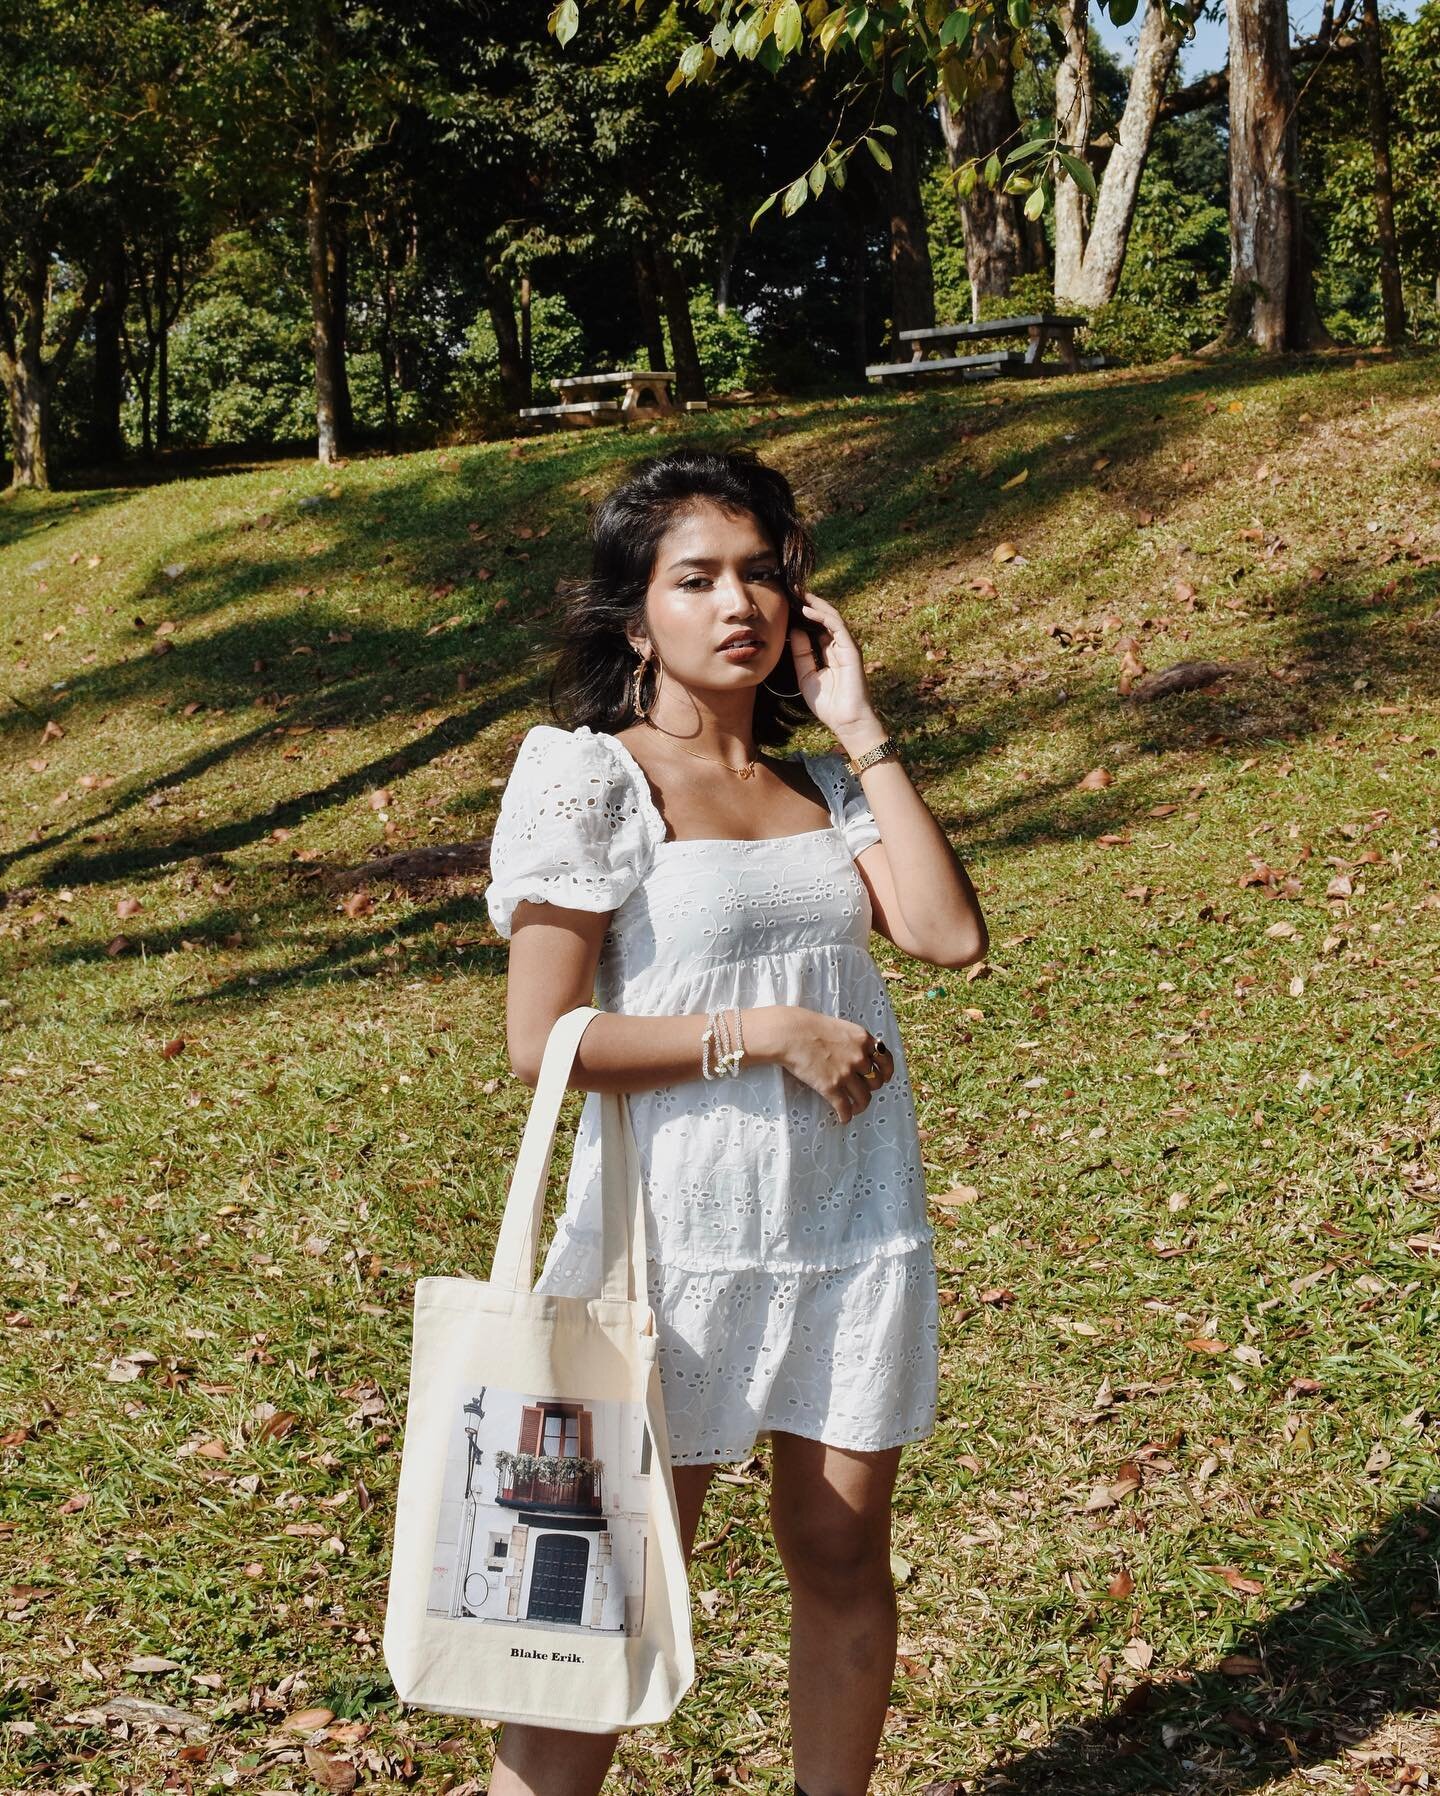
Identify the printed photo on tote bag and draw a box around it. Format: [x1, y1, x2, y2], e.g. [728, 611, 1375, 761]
[425, 1384, 654, 1639]
[382, 1004, 695, 1734]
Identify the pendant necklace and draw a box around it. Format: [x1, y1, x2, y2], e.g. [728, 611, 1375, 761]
[642, 718, 759, 778]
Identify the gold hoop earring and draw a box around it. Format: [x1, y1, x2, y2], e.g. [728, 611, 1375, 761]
[631, 655, 657, 719]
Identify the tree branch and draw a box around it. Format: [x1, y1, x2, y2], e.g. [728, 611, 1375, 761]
[1158, 31, 1359, 118]
[46, 262, 104, 380]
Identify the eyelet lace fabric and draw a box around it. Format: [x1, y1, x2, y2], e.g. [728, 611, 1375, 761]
[485, 724, 939, 1465]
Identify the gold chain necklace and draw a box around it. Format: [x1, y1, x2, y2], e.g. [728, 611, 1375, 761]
[642, 719, 760, 779]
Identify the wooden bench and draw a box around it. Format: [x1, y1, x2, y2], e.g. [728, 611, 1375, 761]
[519, 367, 685, 431]
[866, 349, 1024, 384]
[866, 313, 1098, 387]
[518, 398, 625, 428]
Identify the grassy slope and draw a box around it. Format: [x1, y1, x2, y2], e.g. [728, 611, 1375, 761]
[1, 351, 1438, 1795]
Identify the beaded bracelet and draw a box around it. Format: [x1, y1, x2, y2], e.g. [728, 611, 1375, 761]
[713, 1004, 744, 1077]
[699, 1009, 720, 1080]
[700, 1005, 745, 1079]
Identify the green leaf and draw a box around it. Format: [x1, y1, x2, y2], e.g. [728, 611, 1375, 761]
[1024, 182, 1047, 219]
[872, 122, 898, 134]
[1106, 0, 1139, 22]
[955, 160, 978, 197]
[984, 151, 1002, 187]
[865, 134, 893, 171]
[1007, 0, 1032, 25]
[549, 0, 580, 47]
[774, 0, 804, 55]
[1058, 151, 1098, 199]
[782, 175, 810, 215]
[1002, 135, 1050, 166]
[808, 158, 827, 196]
[710, 19, 733, 54]
[817, 6, 850, 54]
[750, 191, 779, 229]
[940, 7, 973, 47]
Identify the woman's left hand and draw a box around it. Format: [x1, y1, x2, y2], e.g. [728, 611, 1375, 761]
[786, 591, 878, 736]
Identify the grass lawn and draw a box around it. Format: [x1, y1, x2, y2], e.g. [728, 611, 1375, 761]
[2, 348, 1438, 1795]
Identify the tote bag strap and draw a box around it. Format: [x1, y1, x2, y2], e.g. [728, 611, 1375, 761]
[488, 1005, 648, 1307]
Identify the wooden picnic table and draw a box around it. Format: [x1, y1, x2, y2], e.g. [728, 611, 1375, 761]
[865, 313, 1092, 387]
[519, 367, 682, 430]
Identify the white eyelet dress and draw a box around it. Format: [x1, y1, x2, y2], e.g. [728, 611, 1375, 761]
[484, 723, 939, 1467]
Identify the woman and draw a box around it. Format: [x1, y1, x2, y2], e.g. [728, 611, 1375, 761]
[483, 445, 987, 1795]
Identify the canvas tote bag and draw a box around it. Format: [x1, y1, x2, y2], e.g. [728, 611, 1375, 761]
[383, 1003, 695, 1731]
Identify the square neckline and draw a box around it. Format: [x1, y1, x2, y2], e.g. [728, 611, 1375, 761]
[595, 728, 843, 851]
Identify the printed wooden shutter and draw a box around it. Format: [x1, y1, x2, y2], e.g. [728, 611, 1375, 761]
[518, 1406, 543, 1454]
[577, 1408, 594, 1459]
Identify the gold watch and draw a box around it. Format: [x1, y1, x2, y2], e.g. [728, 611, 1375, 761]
[847, 733, 899, 777]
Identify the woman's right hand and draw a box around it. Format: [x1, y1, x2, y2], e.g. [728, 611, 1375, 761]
[748, 1004, 894, 1124]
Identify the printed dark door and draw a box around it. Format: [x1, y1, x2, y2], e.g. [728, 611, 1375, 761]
[526, 1534, 589, 1625]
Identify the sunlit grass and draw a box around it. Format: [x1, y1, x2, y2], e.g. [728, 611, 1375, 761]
[2, 350, 1438, 1792]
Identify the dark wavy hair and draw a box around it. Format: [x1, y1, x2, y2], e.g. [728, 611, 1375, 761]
[545, 443, 817, 748]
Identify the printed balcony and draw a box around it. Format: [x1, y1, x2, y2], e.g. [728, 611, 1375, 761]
[494, 1450, 603, 1515]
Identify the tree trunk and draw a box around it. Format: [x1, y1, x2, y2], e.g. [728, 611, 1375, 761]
[1224, 0, 1329, 349]
[938, 75, 1039, 317]
[1068, 0, 1190, 307]
[843, 200, 871, 377]
[308, 2, 342, 463]
[308, 151, 341, 462]
[365, 211, 399, 450]
[329, 209, 355, 443]
[653, 240, 705, 403]
[1053, 0, 1094, 303]
[89, 239, 127, 465]
[486, 270, 528, 411]
[713, 223, 743, 315]
[3, 247, 99, 490]
[632, 243, 668, 371]
[156, 238, 171, 452]
[1359, 0, 1406, 343]
[879, 77, 936, 353]
[5, 352, 50, 491]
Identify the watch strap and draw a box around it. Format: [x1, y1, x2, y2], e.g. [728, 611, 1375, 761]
[847, 734, 898, 777]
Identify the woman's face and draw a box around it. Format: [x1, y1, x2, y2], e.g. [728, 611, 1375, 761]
[630, 499, 795, 694]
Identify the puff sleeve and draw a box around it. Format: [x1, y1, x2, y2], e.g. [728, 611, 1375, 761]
[826, 752, 883, 859]
[485, 725, 655, 938]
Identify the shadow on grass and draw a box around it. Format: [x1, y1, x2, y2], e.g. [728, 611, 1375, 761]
[32, 881, 505, 1007]
[4, 353, 1437, 935]
[969, 1498, 1440, 1794]
[0, 486, 135, 553]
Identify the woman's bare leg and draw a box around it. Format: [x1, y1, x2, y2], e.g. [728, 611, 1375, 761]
[768, 1435, 903, 1796]
[488, 1461, 717, 1796]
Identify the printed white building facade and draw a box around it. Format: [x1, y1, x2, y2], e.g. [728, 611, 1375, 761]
[426, 1386, 651, 1636]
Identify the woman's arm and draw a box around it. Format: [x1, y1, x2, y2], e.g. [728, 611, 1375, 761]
[503, 901, 885, 1121]
[504, 899, 784, 1091]
[847, 751, 988, 969]
[789, 590, 987, 971]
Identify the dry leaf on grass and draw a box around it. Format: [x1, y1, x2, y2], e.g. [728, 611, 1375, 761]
[303, 1746, 358, 1792]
